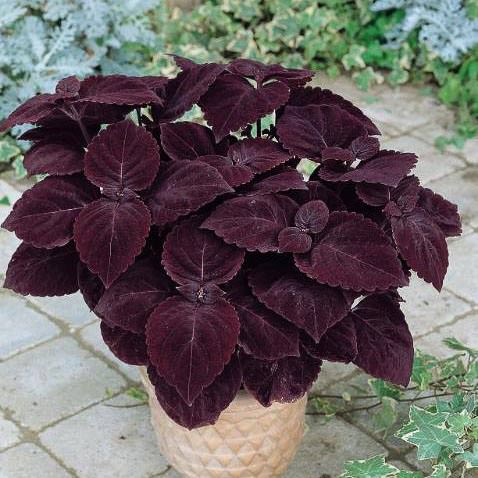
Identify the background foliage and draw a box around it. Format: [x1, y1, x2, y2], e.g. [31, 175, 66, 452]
[150, 0, 478, 149]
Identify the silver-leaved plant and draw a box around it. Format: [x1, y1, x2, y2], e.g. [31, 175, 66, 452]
[0, 0, 161, 121]
[371, 0, 478, 63]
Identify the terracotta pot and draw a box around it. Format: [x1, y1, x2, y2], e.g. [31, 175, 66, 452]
[140, 367, 307, 477]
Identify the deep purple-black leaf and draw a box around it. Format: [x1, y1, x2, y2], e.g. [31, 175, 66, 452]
[146, 296, 240, 405]
[4, 242, 79, 296]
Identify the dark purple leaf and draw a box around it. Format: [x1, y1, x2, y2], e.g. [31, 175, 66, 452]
[160, 121, 226, 161]
[278, 227, 312, 253]
[351, 294, 413, 386]
[133, 75, 168, 94]
[56, 76, 81, 98]
[294, 211, 407, 292]
[351, 135, 380, 160]
[2, 175, 99, 249]
[241, 349, 322, 407]
[77, 262, 104, 311]
[277, 105, 367, 160]
[172, 54, 197, 70]
[100, 322, 148, 365]
[291, 181, 346, 211]
[356, 175, 420, 209]
[147, 352, 242, 429]
[200, 73, 290, 141]
[147, 161, 232, 226]
[23, 139, 85, 176]
[321, 146, 354, 162]
[247, 168, 308, 195]
[319, 150, 417, 187]
[305, 316, 358, 363]
[84, 120, 160, 193]
[162, 215, 244, 288]
[154, 62, 224, 122]
[73, 197, 150, 287]
[4, 242, 79, 296]
[227, 138, 291, 174]
[202, 194, 298, 252]
[146, 296, 240, 404]
[227, 58, 313, 88]
[198, 155, 254, 188]
[288, 86, 380, 135]
[249, 261, 351, 341]
[418, 187, 461, 237]
[198, 138, 293, 189]
[294, 200, 329, 234]
[76, 75, 162, 106]
[391, 207, 448, 290]
[0, 93, 60, 131]
[228, 289, 300, 360]
[95, 257, 172, 333]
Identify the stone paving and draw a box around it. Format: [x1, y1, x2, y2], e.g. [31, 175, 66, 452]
[0, 76, 477, 478]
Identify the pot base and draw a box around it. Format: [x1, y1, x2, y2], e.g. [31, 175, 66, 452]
[140, 368, 307, 478]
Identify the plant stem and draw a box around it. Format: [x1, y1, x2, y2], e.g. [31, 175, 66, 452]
[256, 119, 261, 138]
[77, 117, 91, 144]
[307, 392, 459, 417]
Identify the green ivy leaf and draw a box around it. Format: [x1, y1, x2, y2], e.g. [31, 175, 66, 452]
[443, 337, 478, 357]
[373, 397, 399, 435]
[0, 139, 21, 163]
[369, 379, 403, 400]
[0, 195, 10, 206]
[446, 411, 473, 437]
[341, 455, 399, 478]
[399, 407, 463, 461]
[412, 351, 437, 390]
[396, 472, 423, 478]
[462, 443, 478, 467]
[125, 386, 148, 402]
[353, 67, 383, 91]
[342, 44, 366, 70]
[388, 68, 409, 86]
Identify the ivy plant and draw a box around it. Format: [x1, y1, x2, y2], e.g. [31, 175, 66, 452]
[308, 338, 478, 477]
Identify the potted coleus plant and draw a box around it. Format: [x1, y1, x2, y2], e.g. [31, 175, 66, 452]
[1, 57, 461, 478]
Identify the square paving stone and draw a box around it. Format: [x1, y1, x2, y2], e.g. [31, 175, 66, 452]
[28, 292, 95, 329]
[0, 337, 126, 431]
[284, 415, 387, 477]
[442, 233, 478, 303]
[0, 411, 20, 450]
[416, 312, 478, 358]
[80, 321, 140, 382]
[360, 86, 452, 134]
[382, 136, 465, 184]
[0, 443, 70, 478]
[400, 275, 472, 338]
[0, 292, 60, 359]
[40, 394, 168, 478]
[427, 168, 478, 229]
